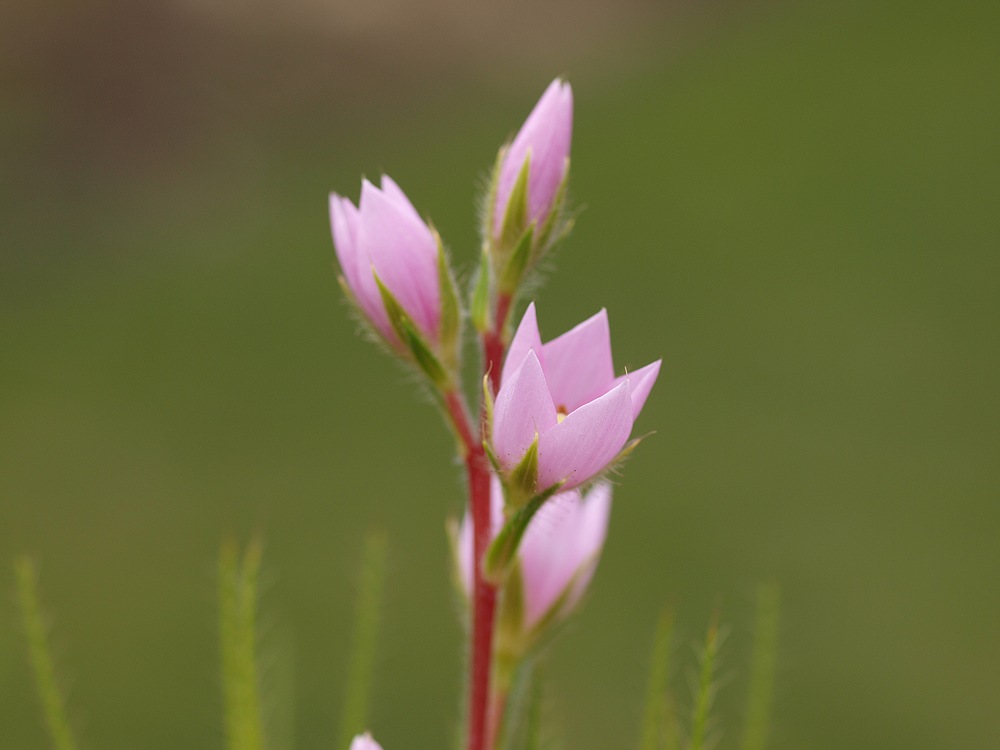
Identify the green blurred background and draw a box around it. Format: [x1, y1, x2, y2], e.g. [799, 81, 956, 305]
[2, 0, 998, 747]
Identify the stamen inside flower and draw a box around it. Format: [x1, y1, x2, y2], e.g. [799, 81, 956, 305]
[556, 405, 568, 423]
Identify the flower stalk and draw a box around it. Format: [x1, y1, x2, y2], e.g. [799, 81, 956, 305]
[444, 385, 500, 750]
[328, 76, 661, 750]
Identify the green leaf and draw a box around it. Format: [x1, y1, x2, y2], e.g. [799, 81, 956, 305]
[535, 156, 571, 254]
[498, 153, 531, 254]
[219, 538, 265, 750]
[499, 224, 535, 296]
[471, 248, 492, 334]
[338, 531, 389, 750]
[374, 272, 450, 388]
[601, 432, 653, 482]
[506, 436, 539, 508]
[690, 612, 725, 750]
[739, 583, 780, 750]
[639, 611, 675, 750]
[482, 374, 496, 438]
[436, 233, 461, 371]
[14, 558, 79, 750]
[482, 482, 563, 584]
[483, 438, 502, 473]
[482, 145, 504, 249]
[494, 563, 526, 672]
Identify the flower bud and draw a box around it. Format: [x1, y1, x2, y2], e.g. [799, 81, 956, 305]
[457, 477, 611, 648]
[349, 733, 383, 750]
[330, 177, 443, 344]
[491, 303, 660, 494]
[490, 79, 573, 275]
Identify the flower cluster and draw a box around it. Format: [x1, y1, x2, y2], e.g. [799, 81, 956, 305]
[330, 78, 660, 750]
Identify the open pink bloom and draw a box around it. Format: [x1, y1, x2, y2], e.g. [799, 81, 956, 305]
[458, 477, 612, 633]
[493, 79, 573, 239]
[349, 733, 383, 750]
[492, 303, 661, 492]
[330, 176, 440, 347]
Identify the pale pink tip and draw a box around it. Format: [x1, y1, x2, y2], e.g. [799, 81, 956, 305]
[329, 176, 442, 345]
[349, 733, 383, 750]
[493, 78, 573, 237]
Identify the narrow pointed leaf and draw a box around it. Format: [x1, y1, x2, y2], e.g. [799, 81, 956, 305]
[740, 583, 780, 750]
[482, 374, 495, 438]
[535, 156, 571, 254]
[219, 538, 265, 750]
[499, 154, 531, 253]
[499, 224, 535, 295]
[338, 531, 389, 750]
[14, 558, 79, 750]
[506, 436, 539, 508]
[374, 272, 450, 388]
[482, 482, 563, 584]
[690, 612, 724, 750]
[483, 146, 504, 252]
[494, 563, 526, 671]
[436, 234, 461, 369]
[483, 438, 502, 473]
[471, 248, 492, 334]
[639, 611, 675, 750]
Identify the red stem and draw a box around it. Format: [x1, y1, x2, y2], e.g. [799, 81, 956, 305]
[445, 391, 497, 750]
[450, 291, 513, 750]
[483, 293, 512, 395]
[467, 452, 496, 750]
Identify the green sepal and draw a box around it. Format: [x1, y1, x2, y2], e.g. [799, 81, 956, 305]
[505, 436, 539, 509]
[482, 481, 564, 585]
[534, 156, 571, 255]
[483, 439, 502, 474]
[470, 248, 492, 334]
[337, 273, 356, 305]
[605, 432, 652, 476]
[497, 153, 531, 255]
[498, 224, 534, 296]
[482, 374, 495, 438]
[494, 561, 527, 673]
[482, 146, 504, 252]
[373, 272, 450, 389]
[435, 231, 461, 371]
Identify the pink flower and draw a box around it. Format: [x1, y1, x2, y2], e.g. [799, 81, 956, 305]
[493, 79, 573, 240]
[349, 733, 383, 750]
[492, 303, 660, 492]
[458, 477, 612, 634]
[330, 176, 440, 347]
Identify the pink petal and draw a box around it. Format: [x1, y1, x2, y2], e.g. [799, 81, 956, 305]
[519, 489, 584, 627]
[494, 79, 573, 236]
[358, 179, 440, 340]
[493, 351, 558, 470]
[329, 194, 361, 289]
[379, 174, 425, 227]
[562, 482, 612, 612]
[502, 302, 545, 387]
[349, 734, 384, 750]
[519, 482, 612, 628]
[330, 194, 394, 340]
[537, 379, 632, 491]
[542, 308, 615, 412]
[617, 359, 661, 421]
